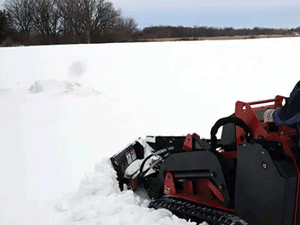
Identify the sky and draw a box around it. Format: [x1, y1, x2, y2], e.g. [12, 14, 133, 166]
[0, 0, 300, 29]
[110, 0, 300, 29]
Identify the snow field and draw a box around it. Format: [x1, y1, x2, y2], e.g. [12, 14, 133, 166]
[1, 37, 300, 224]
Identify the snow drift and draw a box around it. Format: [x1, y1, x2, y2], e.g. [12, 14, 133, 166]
[29, 79, 100, 96]
[54, 158, 199, 225]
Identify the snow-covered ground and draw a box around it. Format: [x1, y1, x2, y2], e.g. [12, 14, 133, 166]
[0, 37, 300, 224]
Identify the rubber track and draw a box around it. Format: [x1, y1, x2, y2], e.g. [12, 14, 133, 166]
[148, 197, 249, 225]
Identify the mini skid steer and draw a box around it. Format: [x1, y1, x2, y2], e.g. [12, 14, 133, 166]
[110, 96, 300, 225]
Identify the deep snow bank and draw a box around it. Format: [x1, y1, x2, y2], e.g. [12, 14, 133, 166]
[0, 80, 103, 224]
[53, 158, 203, 225]
[0, 79, 178, 224]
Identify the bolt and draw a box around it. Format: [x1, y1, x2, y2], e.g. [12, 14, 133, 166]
[259, 135, 264, 140]
[262, 162, 268, 170]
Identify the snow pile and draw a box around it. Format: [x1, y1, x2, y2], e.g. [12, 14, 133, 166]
[29, 79, 100, 97]
[54, 158, 201, 225]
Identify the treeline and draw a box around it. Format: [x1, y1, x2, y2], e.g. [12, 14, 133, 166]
[1, 1, 300, 47]
[0, 0, 139, 46]
[141, 26, 300, 39]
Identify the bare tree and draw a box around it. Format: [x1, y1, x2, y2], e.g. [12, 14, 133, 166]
[117, 17, 138, 33]
[56, 0, 120, 43]
[83, 0, 121, 43]
[4, 0, 34, 34]
[3, 0, 137, 44]
[0, 10, 11, 43]
[31, 0, 61, 41]
[81, 0, 97, 43]
[56, 0, 83, 37]
[113, 16, 138, 41]
[49, 1, 62, 38]
[92, 0, 120, 32]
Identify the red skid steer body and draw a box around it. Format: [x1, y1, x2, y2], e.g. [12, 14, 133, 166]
[110, 96, 300, 225]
